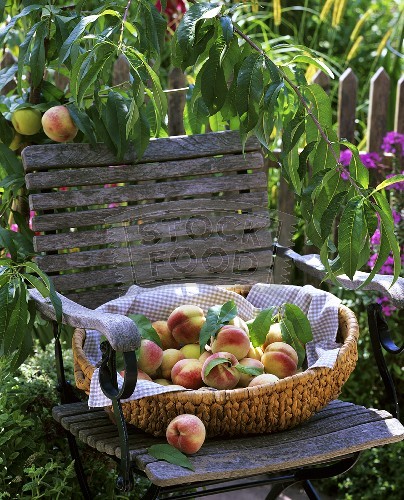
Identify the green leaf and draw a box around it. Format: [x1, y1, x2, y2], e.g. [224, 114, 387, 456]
[340, 141, 369, 189]
[0, 144, 24, 176]
[291, 55, 334, 78]
[370, 174, 404, 195]
[204, 357, 231, 377]
[103, 92, 129, 160]
[132, 109, 151, 161]
[264, 57, 282, 83]
[283, 304, 313, 345]
[176, 2, 213, 51]
[200, 38, 228, 114]
[30, 22, 46, 88]
[0, 228, 18, 262]
[303, 85, 332, 148]
[313, 129, 339, 175]
[236, 53, 264, 133]
[236, 364, 264, 376]
[128, 314, 161, 347]
[337, 196, 365, 279]
[59, 10, 120, 63]
[199, 300, 237, 353]
[0, 281, 18, 351]
[0, 4, 43, 44]
[3, 281, 28, 356]
[248, 307, 276, 347]
[279, 318, 306, 368]
[0, 62, 17, 93]
[0, 112, 14, 147]
[21, 273, 50, 299]
[220, 16, 233, 44]
[148, 444, 195, 470]
[319, 190, 347, 240]
[298, 141, 316, 179]
[67, 104, 97, 146]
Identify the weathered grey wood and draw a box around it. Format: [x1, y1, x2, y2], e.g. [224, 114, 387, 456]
[53, 71, 70, 92]
[60, 413, 111, 431]
[367, 67, 390, 152]
[22, 130, 260, 171]
[49, 248, 273, 292]
[66, 286, 129, 309]
[338, 68, 358, 142]
[30, 173, 267, 211]
[395, 76, 404, 134]
[168, 67, 186, 136]
[34, 210, 269, 252]
[36, 228, 271, 273]
[312, 70, 330, 94]
[112, 54, 130, 85]
[25, 152, 264, 190]
[31, 193, 267, 231]
[52, 402, 99, 422]
[51, 400, 404, 483]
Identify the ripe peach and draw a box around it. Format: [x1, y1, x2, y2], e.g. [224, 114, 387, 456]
[246, 344, 263, 360]
[229, 316, 249, 334]
[160, 349, 184, 379]
[248, 373, 279, 387]
[41, 105, 78, 142]
[261, 342, 298, 379]
[262, 322, 283, 350]
[166, 414, 206, 454]
[202, 352, 240, 390]
[152, 320, 180, 350]
[199, 350, 211, 364]
[180, 344, 201, 359]
[171, 359, 204, 389]
[211, 325, 250, 360]
[154, 378, 171, 386]
[167, 305, 206, 345]
[119, 369, 152, 381]
[11, 108, 42, 135]
[137, 339, 164, 376]
[237, 358, 265, 387]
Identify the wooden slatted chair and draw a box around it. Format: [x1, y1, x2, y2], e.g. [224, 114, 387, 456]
[22, 130, 404, 499]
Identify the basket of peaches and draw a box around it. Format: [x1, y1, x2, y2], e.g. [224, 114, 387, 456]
[73, 296, 358, 440]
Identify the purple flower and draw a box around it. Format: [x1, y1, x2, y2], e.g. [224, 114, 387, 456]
[340, 170, 349, 180]
[385, 172, 404, 191]
[339, 149, 352, 166]
[370, 228, 381, 245]
[359, 152, 381, 169]
[376, 296, 396, 316]
[381, 131, 404, 156]
[392, 209, 402, 225]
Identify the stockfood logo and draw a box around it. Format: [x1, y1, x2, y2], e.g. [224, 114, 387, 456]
[104, 200, 296, 288]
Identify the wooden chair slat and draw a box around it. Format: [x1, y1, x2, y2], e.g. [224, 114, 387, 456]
[37, 228, 271, 273]
[32, 193, 268, 231]
[26, 152, 264, 190]
[22, 130, 261, 171]
[29, 173, 267, 211]
[34, 210, 270, 252]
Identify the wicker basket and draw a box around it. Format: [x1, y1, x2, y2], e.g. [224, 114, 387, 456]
[72, 285, 359, 437]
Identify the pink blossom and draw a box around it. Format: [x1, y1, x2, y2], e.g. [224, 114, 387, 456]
[10, 223, 18, 232]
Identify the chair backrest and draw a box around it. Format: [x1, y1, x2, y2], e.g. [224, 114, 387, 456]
[22, 131, 275, 308]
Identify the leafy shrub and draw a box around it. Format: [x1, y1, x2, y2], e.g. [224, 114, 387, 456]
[0, 343, 149, 499]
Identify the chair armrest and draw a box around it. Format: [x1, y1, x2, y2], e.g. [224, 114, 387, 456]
[29, 289, 141, 352]
[278, 246, 404, 308]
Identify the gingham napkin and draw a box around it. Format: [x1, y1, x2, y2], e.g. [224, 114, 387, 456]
[87, 283, 341, 407]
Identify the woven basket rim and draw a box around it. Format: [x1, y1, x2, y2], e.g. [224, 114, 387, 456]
[72, 288, 359, 402]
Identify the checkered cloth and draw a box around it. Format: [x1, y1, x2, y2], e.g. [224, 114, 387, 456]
[87, 283, 342, 407]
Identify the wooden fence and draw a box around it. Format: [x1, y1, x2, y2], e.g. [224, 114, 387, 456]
[1, 52, 403, 227]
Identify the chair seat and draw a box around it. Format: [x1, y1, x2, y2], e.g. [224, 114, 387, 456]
[53, 400, 404, 488]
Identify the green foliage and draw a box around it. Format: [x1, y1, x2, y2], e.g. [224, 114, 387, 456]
[148, 444, 194, 471]
[199, 300, 237, 352]
[0, 344, 150, 498]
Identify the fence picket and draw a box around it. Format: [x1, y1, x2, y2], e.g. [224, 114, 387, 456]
[395, 76, 404, 134]
[367, 67, 390, 152]
[338, 68, 358, 143]
[112, 55, 130, 86]
[0, 51, 17, 95]
[312, 70, 330, 93]
[168, 68, 186, 136]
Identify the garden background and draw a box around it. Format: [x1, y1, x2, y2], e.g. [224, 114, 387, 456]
[0, 0, 403, 498]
